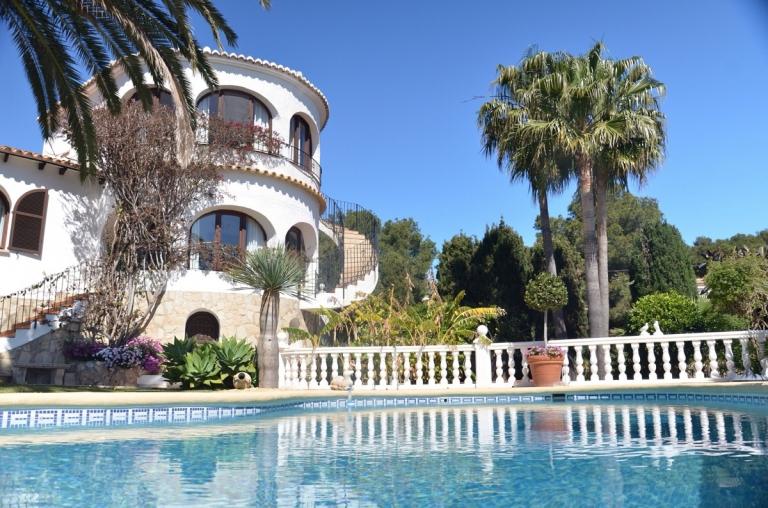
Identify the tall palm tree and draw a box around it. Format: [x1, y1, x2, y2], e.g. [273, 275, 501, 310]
[228, 246, 307, 388]
[592, 56, 666, 336]
[1, 0, 270, 176]
[478, 51, 571, 338]
[510, 43, 664, 338]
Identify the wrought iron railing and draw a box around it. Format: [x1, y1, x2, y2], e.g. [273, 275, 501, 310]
[0, 262, 100, 337]
[197, 117, 322, 186]
[316, 196, 380, 298]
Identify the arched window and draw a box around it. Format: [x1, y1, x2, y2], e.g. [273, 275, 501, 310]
[185, 311, 220, 341]
[9, 189, 47, 254]
[285, 226, 305, 256]
[197, 90, 271, 128]
[290, 115, 312, 170]
[189, 210, 266, 271]
[130, 88, 174, 109]
[0, 189, 9, 249]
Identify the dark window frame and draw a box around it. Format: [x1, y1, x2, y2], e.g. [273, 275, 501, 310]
[0, 187, 9, 250]
[189, 210, 266, 271]
[9, 189, 48, 255]
[290, 115, 313, 170]
[129, 87, 174, 110]
[196, 90, 273, 132]
[285, 226, 305, 255]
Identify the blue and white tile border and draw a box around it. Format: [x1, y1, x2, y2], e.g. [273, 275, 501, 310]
[2, 391, 767, 430]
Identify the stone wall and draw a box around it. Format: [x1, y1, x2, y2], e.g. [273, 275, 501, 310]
[144, 290, 307, 345]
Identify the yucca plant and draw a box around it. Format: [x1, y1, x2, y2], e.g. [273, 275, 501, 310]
[215, 337, 257, 387]
[228, 246, 307, 388]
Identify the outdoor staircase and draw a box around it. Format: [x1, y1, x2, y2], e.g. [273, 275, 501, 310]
[0, 263, 95, 352]
[337, 225, 377, 287]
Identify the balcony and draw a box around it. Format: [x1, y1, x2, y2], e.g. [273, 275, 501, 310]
[197, 117, 322, 187]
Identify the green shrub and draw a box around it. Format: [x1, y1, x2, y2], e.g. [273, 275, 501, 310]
[694, 300, 748, 332]
[179, 345, 226, 389]
[161, 336, 196, 384]
[628, 292, 698, 335]
[161, 336, 258, 389]
[215, 337, 257, 387]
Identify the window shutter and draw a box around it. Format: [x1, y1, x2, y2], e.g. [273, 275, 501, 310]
[10, 190, 47, 254]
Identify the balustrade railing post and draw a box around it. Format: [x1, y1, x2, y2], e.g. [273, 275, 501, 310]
[692, 341, 704, 379]
[739, 338, 754, 379]
[706, 340, 719, 379]
[473, 342, 493, 388]
[661, 342, 673, 380]
[724, 340, 736, 379]
[647, 342, 657, 380]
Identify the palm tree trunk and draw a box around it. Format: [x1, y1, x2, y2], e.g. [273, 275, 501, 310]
[577, 155, 602, 339]
[538, 192, 568, 339]
[258, 291, 281, 388]
[595, 173, 610, 337]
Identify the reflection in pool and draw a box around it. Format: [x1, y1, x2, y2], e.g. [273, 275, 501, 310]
[1, 403, 767, 507]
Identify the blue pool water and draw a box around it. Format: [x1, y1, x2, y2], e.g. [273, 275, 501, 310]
[1, 402, 767, 507]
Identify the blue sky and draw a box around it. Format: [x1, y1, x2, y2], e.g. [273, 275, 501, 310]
[1, 0, 768, 249]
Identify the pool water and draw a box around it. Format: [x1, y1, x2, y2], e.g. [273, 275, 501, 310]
[1, 403, 767, 507]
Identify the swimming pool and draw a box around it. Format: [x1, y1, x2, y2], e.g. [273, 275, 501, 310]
[1, 397, 767, 507]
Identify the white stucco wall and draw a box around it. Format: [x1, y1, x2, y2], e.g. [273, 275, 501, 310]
[0, 158, 107, 294]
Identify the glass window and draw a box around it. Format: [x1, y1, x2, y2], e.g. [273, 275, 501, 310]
[286, 227, 304, 255]
[290, 116, 312, 170]
[0, 193, 7, 248]
[129, 88, 174, 110]
[196, 91, 271, 128]
[189, 211, 265, 271]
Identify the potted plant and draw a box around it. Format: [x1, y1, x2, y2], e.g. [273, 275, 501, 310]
[524, 272, 568, 387]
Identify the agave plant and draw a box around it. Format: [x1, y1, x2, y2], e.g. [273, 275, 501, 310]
[180, 345, 226, 389]
[161, 336, 196, 384]
[215, 337, 257, 387]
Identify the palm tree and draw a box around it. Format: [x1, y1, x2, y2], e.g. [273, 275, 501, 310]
[228, 246, 307, 388]
[1, 0, 270, 176]
[509, 43, 664, 338]
[592, 56, 666, 336]
[478, 51, 571, 338]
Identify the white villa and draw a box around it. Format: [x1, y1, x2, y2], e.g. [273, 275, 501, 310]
[0, 49, 378, 358]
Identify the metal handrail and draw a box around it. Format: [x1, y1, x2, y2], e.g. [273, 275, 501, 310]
[0, 262, 99, 336]
[198, 118, 322, 186]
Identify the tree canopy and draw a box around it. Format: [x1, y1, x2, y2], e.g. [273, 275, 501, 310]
[375, 218, 436, 303]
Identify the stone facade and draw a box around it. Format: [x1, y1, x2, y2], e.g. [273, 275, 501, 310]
[143, 290, 307, 345]
[0, 324, 141, 386]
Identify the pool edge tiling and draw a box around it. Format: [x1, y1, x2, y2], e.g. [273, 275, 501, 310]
[2, 383, 768, 430]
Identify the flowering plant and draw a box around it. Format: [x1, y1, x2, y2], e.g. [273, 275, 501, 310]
[62, 337, 105, 361]
[94, 336, 164, 374]
[126, 336, 165, 374]
[527, 345, 564, 359]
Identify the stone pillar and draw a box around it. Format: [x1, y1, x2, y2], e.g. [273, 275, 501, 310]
[473, 325, 493, 388]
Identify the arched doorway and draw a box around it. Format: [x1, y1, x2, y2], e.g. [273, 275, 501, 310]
[185, 311, 220, 341]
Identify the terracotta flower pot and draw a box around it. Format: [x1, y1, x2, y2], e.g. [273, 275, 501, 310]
[527, 354, 564, 387]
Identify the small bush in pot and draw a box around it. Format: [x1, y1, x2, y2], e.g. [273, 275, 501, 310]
[524, 273, 568, 387]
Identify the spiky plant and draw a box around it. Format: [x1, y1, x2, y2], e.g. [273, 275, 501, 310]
[228, 246, 306, 388]
[0, 0, 270, 175]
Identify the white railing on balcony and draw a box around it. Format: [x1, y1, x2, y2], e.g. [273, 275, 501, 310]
[278, 330, 768, 390]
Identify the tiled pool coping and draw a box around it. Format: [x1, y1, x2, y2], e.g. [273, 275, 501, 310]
[1, 382, 768, 430]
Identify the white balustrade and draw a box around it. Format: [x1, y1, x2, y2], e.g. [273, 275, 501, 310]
[277, 330, 768, 389]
